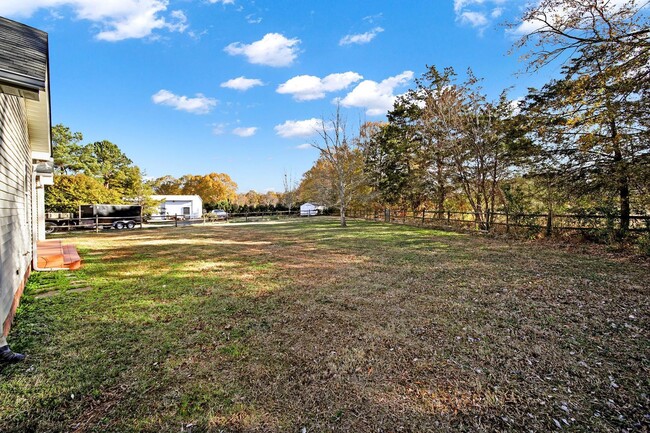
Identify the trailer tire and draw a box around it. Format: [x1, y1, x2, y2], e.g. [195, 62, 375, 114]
[45, 222, 57, 234]
[126, 221, 135, 229]
[114, 222, 125, 230]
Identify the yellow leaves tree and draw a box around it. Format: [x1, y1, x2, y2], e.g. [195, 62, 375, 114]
[180, 173, 238, 203]
[150, 175, 182, 195]
[151, 173, 238, 204]
[45, 174, 122, 213]
[297, 158, 336, 206]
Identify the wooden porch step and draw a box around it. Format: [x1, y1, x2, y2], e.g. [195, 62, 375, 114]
[62, 244, 81, 270]
[37, 240, 82, 270]
[37, 240, 65, 268]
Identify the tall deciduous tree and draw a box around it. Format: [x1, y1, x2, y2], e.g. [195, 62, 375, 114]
[180, 173, 238, 204]
[515, 0, 650, 233]
[47, 125, 148, 211]
[51, 124, 84, 174]
[363, 67, 527, 229]
[297, 157, 338, 206]
[311, 108, 368, 227]
[150, 175, 182, 195]
[46, 174, 121, 213]
[81, 140, 134, 190]
[282, 171, 297, 212]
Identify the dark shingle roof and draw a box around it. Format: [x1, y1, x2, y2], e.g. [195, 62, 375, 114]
[0, 16, 48, 92]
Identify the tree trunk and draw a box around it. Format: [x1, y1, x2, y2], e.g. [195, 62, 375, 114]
[545, 175, 553, 238]
[611, 121, 630, 234]
[436, 157, 446, 213]
[617, 162, 630, 234]
[340, 205, 347, 227]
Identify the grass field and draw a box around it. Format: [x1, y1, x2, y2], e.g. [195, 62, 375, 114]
[1, 219, 648, 432]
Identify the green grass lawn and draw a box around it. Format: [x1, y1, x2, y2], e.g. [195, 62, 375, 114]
[1, 219, 648, 432]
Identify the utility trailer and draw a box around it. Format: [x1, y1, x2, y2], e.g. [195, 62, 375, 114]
[79, 204, 142, 230]
[45, 204, 142, 233]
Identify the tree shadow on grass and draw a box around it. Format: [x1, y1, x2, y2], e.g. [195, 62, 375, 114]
[2, 220, 648, 432]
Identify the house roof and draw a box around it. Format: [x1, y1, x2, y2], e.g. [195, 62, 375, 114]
[0, 16, 48, 97]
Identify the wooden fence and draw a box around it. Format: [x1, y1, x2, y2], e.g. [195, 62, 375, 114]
[348, 208, 650, 237]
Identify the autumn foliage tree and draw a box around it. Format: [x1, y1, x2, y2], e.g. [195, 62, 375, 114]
[308, 107, 371, 227]
[45, 174, 121, 213]
[47, 124, 148, 211]
[515, 0, 650, 233]
[362, 67, 528, 229]
[151, 173, 238, 206]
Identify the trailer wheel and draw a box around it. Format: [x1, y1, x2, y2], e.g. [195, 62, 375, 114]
[114, 221, 125, 230]
[126, 221, 136, 229]
[45, 222, 57, 234]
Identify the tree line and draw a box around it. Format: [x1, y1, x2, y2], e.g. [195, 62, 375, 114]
[47, 124, 151, 213]
[297, 0, 649, 236]
[47, 126, 299, 215]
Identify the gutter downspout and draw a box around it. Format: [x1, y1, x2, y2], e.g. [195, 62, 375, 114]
[31, 171, 67, 272]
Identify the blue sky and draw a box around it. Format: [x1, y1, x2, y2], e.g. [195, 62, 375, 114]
[1, 0, 556, 193]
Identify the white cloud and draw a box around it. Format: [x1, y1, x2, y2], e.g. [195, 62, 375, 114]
[225, 33, 300, 67]
[453, 0, 509, 32]
[0, 0, 188, 41]
[246, 14, 262, 24]
[510, 0, 635, 35]
[212, 123, 227, 135]
[208, 0, 235, 4]
[152, 89, 217, 114]
[460, 11, 488, 27]
[220, 76, 264, 91]
[295, 143, 312, 150]
[363, 13, 383, 24]
[339, 71, 414, 116]
[232, 127, 258, 137]
[491, 7, 504, 18]
[277, 72, 363, 101]
[339, 27, 384, 46]
[454, 0, 481, 13]
[274, 118, 324, 138]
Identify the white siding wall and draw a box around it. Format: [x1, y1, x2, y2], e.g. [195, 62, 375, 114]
[151, 196, 203, 219]
[165, 200, 202, 218]
[0, 93, 33, 334]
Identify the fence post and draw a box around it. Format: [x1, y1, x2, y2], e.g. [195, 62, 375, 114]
[546, 211, 553, 237]
[245, 211, 249, 222]
[175, 214, 178, 228]
[506, 211, 510, 234]
[95, 215, 99, 233]
[422, 208, 426, 225]
[447, 211, 451, 224]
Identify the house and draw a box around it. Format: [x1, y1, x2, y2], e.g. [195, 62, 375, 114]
[150, 195, 203, 220]
[0, 17, 53, 348]
[300, 202, 325, 216]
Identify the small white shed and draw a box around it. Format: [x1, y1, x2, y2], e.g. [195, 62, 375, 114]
[300, 202, 325, 216]
[150, 195, 203, 220]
